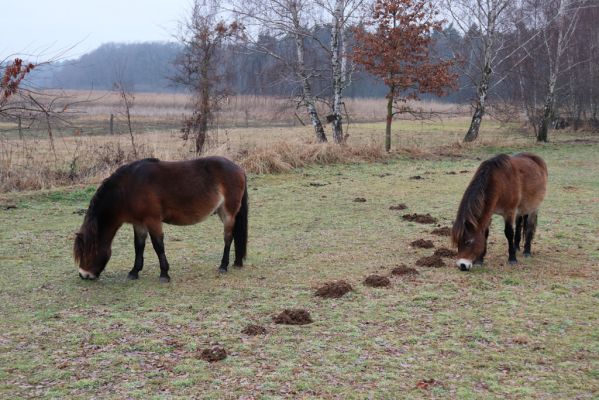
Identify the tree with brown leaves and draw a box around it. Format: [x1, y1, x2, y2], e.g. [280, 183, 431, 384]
[353, 0, 456, 151]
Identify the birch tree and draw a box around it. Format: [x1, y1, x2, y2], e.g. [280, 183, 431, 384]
[442, 0, 511, 142]
[536, 0, 581, 142]
[317, 0, 367, 143]
[229, 0, 328, 142]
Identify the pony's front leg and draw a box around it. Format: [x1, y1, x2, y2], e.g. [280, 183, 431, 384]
[474, 227, 489, 265]
[128, 225, 148, 280]
[149, 224, 170, 283]
[504, 217, 518, 265]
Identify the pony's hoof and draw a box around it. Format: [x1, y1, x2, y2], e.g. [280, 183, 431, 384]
[127, 273, 139, 280]
[508, 259, 518, 265]
[233, 263, 243, 269]
[523, 252, 532, 258]
[218, 267, 228, 274]
[159, 276, 171, 283]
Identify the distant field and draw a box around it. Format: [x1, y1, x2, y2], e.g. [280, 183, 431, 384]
[0, 91, 470, 138]
[0, 90, 536, 193]
[1, 142, 598, 398]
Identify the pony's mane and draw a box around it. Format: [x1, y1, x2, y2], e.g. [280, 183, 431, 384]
[74, 158, 159, 263]
[451, 154, 512, 246]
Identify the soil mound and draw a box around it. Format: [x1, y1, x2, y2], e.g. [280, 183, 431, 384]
[402, 213, 438, 224]
[431, 227, 451, 236]
[411, 239, 434, 249]
[199, 346, 227, 362]
[416, 255, 445, 268]
[434, 247, 457, 258]
[315, 280, 353, 299]
[391, 265, 419, 276]
[273, 309, 313, 325]
[363, 274, 391, 287]
[353, 197, 367, 202]
[409, 175, 423, 180]
[241, 324, 267, 336]
[389, 203, 408, 210]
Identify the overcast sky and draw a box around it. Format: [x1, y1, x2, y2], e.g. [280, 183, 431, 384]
[1, 0, 191, 60]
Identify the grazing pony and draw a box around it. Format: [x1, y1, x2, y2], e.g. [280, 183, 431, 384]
[74, 157, 248, 282]
[451, 153, 547, 271]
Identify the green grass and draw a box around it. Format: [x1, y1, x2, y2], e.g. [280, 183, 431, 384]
[1, 141, 598, 398]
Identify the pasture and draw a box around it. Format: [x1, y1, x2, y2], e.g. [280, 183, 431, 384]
[1, 136, 598, 398]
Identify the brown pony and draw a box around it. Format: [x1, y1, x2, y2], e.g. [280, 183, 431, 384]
[451, 153, 547, 271]
[74, 157, 248, 282]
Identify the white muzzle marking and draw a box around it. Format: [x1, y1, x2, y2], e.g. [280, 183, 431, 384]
[79, 268, 96, 280]
[457, 258, 473, 271]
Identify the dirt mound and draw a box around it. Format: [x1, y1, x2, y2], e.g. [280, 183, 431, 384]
[445, 171, 457, 175]
[363, 274, 391, 287]
[459, 170, 470, 174]
[431, 227, 451, 236]
[241, 324, 267, 336]
[273, 309, 313, 325]
[434, 247, 457, 258]
[391, 265, 420, 276]
[409, 175, 423, 180]
[416, 255, 445, 268]
[411, 239, 434, 249]
[402, 213, 438, 224]
[199, 346, 227, 362]
[315, 280, 353, 298]
[389, 203, 408, 210]
[353, 197, 367, 202]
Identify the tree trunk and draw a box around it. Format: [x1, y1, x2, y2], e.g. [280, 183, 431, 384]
[464, 2, 500, 142]
[465, 63, 492, 142]
[330, 0, 344, 144]
[537, 74, 557, 142]
[291, 5, 327, 143]
[385, 87, 394, 152]
[537, 0, 568, 143]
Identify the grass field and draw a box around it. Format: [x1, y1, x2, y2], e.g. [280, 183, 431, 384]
[1, 138, 598, 398]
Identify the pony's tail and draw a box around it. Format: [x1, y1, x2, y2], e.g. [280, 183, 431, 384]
[233, 181, 248, 265]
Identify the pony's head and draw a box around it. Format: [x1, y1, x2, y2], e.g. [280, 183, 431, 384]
[451, 155, 508, 271]
[74, 217, 111, 280]
[452, 220, 486, 271]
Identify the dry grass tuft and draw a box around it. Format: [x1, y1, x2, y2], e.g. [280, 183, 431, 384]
[237, 140, 386, 174]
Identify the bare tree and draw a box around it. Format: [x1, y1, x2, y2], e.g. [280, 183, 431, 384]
[442, 0, 511, 142]
[536, 0, 582, 142]
[173, 0, 240, 154]
[1, 57, 86, 160]
[113, 81, 137, 156]
[317, 0, 366, 143]
[228, 0, 329, 142]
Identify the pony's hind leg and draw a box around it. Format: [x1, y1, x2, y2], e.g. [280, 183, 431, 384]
[148, 223, 170, 283]
[128, 225, 148, 280]
[523, 212, 538, 257]
[217, 209, 235, 273]
[504, 216, 518, 265]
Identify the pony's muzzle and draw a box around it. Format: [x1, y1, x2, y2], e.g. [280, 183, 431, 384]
[457, 259, 472, 271]
[79, 268, 97, 280]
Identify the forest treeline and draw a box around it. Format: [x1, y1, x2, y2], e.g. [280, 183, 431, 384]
[31, 29, 473, 102]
